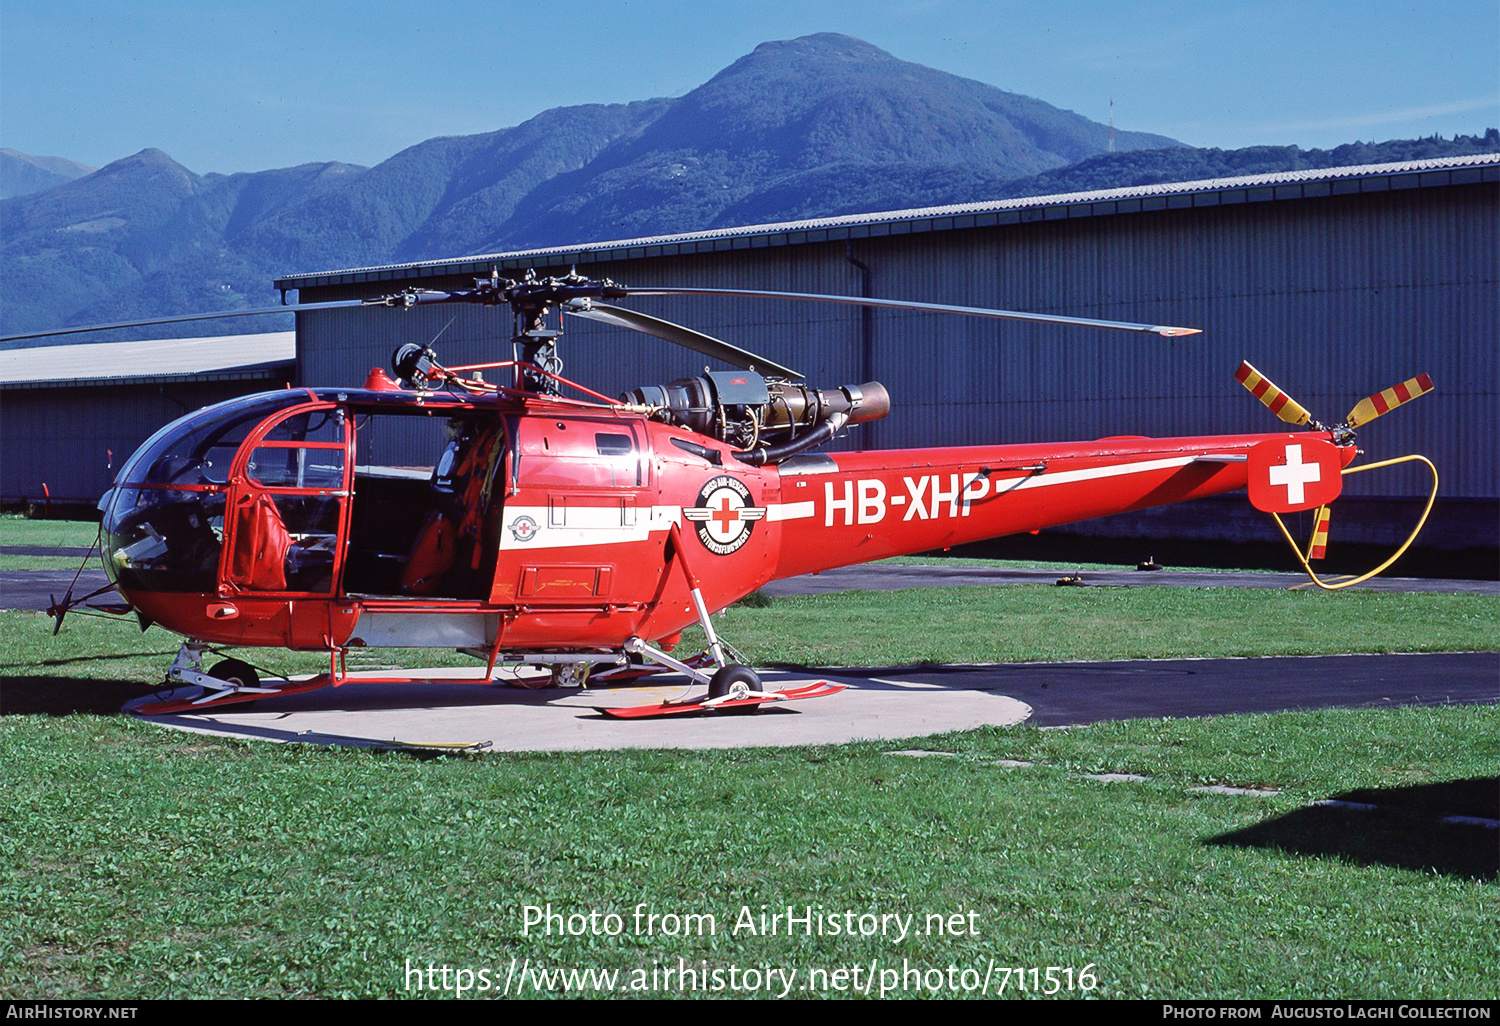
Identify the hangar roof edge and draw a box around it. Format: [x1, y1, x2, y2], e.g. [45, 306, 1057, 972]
[274, 153, 1500, 291]
[0, 331, 295, 389]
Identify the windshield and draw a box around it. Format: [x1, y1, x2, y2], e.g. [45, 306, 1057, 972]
[102, 391, 306, 593]
[114, 391, 306, 487]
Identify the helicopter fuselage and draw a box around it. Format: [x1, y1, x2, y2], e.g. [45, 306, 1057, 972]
[99, 384, 1352, 658]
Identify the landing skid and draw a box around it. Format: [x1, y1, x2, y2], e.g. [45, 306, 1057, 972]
[135, 677, 334, 716]
[600, 681, 846, 719]
[134, 550, 819, 722]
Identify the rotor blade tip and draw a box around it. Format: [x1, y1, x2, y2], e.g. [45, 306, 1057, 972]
[1155, 326, 1203, 337]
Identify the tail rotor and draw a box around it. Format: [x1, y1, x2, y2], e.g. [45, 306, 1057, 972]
[1232, 361, 1437, 588]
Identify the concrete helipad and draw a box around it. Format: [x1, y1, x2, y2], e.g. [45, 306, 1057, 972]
[121, 650, 1499, 753]
[124, 668, 1033, 752]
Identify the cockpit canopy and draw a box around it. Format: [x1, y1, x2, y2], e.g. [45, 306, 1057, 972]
[101, 392, 309, 592]
[101, 388, 507, 598]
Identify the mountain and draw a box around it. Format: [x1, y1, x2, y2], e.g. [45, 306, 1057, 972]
[4, 33, 1495, 345]
[477, 34, 1179, 250]
[0, 149, 96, 199]
[240, 99, 674, 271]
[241, 34, 1181, 265]
[969, 129, 1500, 203]
[3, 34, 1185, 341]
[0, 149, 366, 338]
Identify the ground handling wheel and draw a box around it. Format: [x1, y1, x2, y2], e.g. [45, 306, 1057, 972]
[205, 658, 260, 708]
[707, 664, 765, 714]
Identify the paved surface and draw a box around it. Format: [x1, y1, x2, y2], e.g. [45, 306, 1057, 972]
[125, 669, 1033, 752]
[823, 651, 1499, 727]
[761, 564, 1500, 596]
[126, 651, 1497, 752]
[0, 545, 94, 557]
[0, 570, 109, 610]
[3, 561, 1496, 613]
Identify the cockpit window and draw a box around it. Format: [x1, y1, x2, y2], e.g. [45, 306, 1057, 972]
[102, 391, 306, 593]
[263, 408, 344, 445]
[116, 391, 305, 488]
[102, 487, 228, 593]
[246, 445, 346, 490]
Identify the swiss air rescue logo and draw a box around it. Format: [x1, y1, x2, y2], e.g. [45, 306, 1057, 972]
[1247, 438, 1343, 514]
[508, 515, 539, 542]
[684, 475, 766, 556]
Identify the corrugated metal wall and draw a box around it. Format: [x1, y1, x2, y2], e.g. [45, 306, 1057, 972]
[0, 378, 282, 503]
[291, 180, 1496, 546]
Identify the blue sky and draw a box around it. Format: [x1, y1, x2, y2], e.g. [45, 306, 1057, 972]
[2, 0, 1497, 174]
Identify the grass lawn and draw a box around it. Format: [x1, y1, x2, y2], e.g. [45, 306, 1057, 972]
[0, 706, 1494, 999]
[0, 554, 97, 571]
[0, 515, 99, 550]
[699, 586, 1498, 665]
[0, 580, 1495, 999]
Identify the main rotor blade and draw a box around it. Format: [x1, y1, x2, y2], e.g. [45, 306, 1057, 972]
[622, 286, 1203, 337]
[1345, 373, 1433, 428]
[565, 302, 803, 379]
[0, 300, 371, 344]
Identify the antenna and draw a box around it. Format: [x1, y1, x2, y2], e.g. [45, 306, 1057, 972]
[1108, 97, 1115, 153]
[428, 316, 457, 348]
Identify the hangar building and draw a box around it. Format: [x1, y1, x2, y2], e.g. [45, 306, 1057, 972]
[5, 154, 1494, 568]
[273, 154, 1499, 562]
[0, 332, 294, 507]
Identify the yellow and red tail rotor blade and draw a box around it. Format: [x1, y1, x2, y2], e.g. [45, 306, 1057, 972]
[1345, 373, 1434, 429]
[1306, 505, 1332, 561]
[1234, 361, 1313, 426]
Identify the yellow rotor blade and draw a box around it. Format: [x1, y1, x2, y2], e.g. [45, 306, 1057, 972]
[1305, 505, 1332, 562]
[1345, 373, 1434, 428]
[1234, 361, 1313, 426]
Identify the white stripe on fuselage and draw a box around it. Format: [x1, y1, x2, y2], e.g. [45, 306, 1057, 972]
[497, 504, 678, 551]
[495, 455, 1208, 549]
[766, 500, 816, 521]
[1006, 454, 1199, 491]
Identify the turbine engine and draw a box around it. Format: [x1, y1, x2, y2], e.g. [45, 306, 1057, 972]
[623, 371, 889, 463]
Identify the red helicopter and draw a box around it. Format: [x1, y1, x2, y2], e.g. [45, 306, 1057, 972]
[23, 271, 1436, 717]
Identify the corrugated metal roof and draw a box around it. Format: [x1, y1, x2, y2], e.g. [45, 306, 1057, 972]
[274, 153, 1500, 290]
[0, 331, 295, 389]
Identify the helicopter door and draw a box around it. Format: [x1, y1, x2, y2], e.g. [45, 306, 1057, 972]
[222, 402, 351, 595]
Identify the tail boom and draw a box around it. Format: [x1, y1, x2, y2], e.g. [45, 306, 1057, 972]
[770, 432, 1353, 579]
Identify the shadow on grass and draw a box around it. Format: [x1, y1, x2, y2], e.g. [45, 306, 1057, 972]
[0, 675, 165, 716]
[0, 650, 176, 671]
[1208, 778, 1499, 880]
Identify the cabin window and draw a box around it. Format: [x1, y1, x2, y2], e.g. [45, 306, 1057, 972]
[342, 410, 505, 599]
[595, 432, 634, 456]
[246, 445, 346, 490]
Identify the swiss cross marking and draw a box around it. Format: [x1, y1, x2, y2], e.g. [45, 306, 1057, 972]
[712, 498, 740, 531]
[1268, 444, 1321, 505]
[1247, 437, 1344, 514]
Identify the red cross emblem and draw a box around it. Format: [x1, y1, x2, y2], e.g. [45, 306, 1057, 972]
[684, 477, 766, 555]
